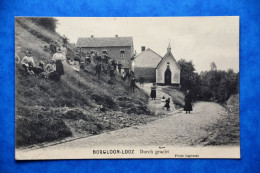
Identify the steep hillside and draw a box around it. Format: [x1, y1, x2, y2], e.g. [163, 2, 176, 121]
[15, 18, 153, 147]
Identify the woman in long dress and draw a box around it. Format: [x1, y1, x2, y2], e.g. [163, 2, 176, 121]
[150, 83, 157, 100]
[52, 48, 66, 81]
[184, 90, 193, 113]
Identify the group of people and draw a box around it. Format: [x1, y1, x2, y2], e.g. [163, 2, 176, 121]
[150, 83, 193, 113]
[66, 48, 139, 92]
[66, 48, 124, 81]
[44, 41, 67, 56]
[149, 83, 171, 111]
[16, 42, 67, 81]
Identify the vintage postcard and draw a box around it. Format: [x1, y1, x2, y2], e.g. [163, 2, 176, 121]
[15, 17, 240, 160]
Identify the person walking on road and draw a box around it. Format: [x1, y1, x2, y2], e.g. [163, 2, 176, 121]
[184, 90, 193, 113]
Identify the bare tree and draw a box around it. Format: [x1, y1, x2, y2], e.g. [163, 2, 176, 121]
[210, 61, 217, 71]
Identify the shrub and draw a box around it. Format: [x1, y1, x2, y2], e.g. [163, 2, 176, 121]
[61, 109, 95, 121]
[15, 106, 72, 147]
[91, 94, 116, 109]
[28, 17, 58, 32]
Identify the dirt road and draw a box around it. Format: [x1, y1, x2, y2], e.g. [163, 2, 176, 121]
[17, 86, 228, 153]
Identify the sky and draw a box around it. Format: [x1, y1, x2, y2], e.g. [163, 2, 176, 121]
[56, 17, 239, 73]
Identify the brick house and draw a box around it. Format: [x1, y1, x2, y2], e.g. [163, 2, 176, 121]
[76, 35, 134, 70]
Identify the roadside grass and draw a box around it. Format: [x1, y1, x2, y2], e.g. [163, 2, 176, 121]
[197, 94, 240, 146]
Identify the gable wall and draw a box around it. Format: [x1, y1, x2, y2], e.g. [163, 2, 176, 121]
[156, 55, 180, 84]
[134, 50, 162, 68]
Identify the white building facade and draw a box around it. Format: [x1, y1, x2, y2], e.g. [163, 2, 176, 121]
[156, 43, 181, 85]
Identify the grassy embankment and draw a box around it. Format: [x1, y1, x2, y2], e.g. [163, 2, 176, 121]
[199, 94, 240, 146]
[15, 18, 154, 147]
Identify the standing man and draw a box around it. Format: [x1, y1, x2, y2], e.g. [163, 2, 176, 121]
[95, 62, 102, 79]
[85, 53, 91, 65]
[109, 64, 115, 78]
[107, 61, 112, 76]
[97, 53, 102, 63]
[78, 47, 85, 58]
[113, 61, 117, 72]
[130, 76, 136, 93]
[49, 41, 55, 54]
[118, 62, 123, 73]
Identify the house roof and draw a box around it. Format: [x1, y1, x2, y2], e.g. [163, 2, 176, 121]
[156, 51, 181, 69]
[76, 37, 133, 48]
[135, 48, 162, 59]
[133, 48, 162, 68]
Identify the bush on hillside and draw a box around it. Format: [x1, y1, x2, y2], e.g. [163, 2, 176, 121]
[15, 106, 72, 147]
[91, 94, 116, 109]
[28, 17, 58, 32]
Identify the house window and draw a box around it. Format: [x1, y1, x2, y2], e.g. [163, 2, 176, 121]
[120, 50, 125, 58]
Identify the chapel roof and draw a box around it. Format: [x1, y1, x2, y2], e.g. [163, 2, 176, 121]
[156, 50, 181, 69]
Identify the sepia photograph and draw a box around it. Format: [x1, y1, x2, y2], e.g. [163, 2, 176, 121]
[15, 17, 240, 160]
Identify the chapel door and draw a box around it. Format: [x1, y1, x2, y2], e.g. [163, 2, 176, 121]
[165, 69, 172, 85]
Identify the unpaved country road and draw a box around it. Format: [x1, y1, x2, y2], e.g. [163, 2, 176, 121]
[17, 101, 228, 159]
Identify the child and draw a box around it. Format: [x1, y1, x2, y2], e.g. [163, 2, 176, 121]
[164, 98, 170, 111]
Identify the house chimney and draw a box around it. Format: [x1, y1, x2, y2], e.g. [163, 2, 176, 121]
[91, 35, 94, 38]
[141, 46, 145, 52]
[115, 35, 118, 37]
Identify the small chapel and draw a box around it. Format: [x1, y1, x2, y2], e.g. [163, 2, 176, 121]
[132, 43, 180, 86]
[155, 43, 181, 86]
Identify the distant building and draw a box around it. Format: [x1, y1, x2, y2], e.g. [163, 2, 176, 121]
[156, 43, 181, 86]
[76, 35, 134, 70]
[132, 47, 162, 82]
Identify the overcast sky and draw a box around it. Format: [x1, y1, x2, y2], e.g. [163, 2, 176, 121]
[56, 17, 239, 72]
